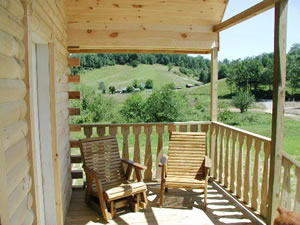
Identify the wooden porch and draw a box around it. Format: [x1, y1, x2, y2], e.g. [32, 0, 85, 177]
[66, 182, 264, 225]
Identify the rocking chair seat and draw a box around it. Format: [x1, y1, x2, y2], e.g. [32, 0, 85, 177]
[104, 182, 147, 201]
[165, 177, 206, 188]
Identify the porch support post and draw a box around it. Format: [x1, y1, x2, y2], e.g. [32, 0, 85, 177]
[268, 0, 288, 224]
[210, 47, 218, 176]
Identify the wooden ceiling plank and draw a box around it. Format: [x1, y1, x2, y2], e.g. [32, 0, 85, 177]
[213, 0, 280, 32]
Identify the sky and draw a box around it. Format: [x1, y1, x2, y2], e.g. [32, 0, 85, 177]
[191, 0, 300, 61]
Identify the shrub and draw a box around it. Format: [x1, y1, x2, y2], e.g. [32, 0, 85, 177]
[132, 80, 139, 88]
[168, 63, 173, 71]
[109, 86, 116, 94]
[130, 60, 139, 67]
[145, 79, 153, 89]
[232, 91, 255, 113]
[126, 85, 134, 93]
[120, 94, 145, 122]
[143, 85, 188, 122]
[98, 81, 106, 93]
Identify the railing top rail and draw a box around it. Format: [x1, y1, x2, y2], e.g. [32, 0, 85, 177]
[212, 121, 271, 143]
[75, 121, 212, 128]
[282, 152, 300, 169]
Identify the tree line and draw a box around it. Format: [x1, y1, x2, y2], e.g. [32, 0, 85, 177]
[71, 43, 300, 95]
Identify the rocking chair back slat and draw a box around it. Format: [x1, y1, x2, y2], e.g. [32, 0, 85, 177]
[167, 132, 206, 180]
[80, 136, 126, 190]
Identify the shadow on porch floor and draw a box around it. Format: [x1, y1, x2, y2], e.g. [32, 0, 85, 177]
[65, 182, 264, 225]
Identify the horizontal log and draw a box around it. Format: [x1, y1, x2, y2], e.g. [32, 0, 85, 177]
[0, 79, 27, 104]
[3, 120, 28, 151]
[68, 58, 80, 67]
[0, 54, 25, 79]
[8, 174, 31, 218]
[71, 155, 82, 163]
[70, 140, 80, 148]
[70, 124, 81, 132]
[69, 107, 81, 116]
[5, 138, 28, 173]
[0, 30, 25, 60]
[7, 160, 30, 195]
[0, 6, 24, 41]
[68, 91, 80, 99]
[68, 75, 80, 83]
[71, 170, 83, 179]
[0, 100, 27, 128]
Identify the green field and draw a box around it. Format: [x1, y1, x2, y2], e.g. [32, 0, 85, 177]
[75, 64, 300, 161]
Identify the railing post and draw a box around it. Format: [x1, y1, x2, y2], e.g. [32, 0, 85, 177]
[268, 0, 288, 223]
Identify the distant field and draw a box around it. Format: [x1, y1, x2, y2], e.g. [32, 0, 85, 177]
[80, 64, 198, 91]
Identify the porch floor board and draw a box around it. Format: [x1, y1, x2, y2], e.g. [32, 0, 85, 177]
[65, 182, 263, 225]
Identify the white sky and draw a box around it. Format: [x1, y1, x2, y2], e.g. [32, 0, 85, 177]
[190, 0, 300, 60]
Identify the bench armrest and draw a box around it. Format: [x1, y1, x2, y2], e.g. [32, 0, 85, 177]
[204, 156, 212, 168]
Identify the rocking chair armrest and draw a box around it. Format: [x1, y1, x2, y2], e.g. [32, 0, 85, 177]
[121, 159, 147, 170]
[158, 155, 168, 167]
[83, 166, 102, 180]
[204, 156, 212, 169]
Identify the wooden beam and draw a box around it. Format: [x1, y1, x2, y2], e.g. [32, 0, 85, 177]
[210, 47, 218, 177]
[68, 107, 80, 116]
[71, 170, 83, 179]
[70, 124, 81, 132]
[213, 0, 280, 32]
[68, 47, 211, 55]
[71, 155, 82, 164]
[267, 0, 288, 224]
[210, 47, 218, 121]
[68, 75, 80, 83]
[68, 58, 80, 67]
[68, 91, 80, 100]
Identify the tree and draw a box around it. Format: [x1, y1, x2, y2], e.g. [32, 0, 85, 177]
[109, 86, 116, 94]
[232, 91, 255, 113]
[287, 53, 300, 94]
[126, 85, 134, 93]
[143, 85, 188, 122]
[132, 80, 139, 88]
[98, 81, 106, 93]
[120, 94, 145, 122]
[145, 79, 153, 89]
[168, 63, 174, 71]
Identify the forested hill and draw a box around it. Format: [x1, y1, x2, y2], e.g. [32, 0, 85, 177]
[71, 43, 300, 93]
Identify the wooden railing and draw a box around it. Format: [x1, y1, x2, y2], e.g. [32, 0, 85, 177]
[280, 152, 300, 211]
[70, 121, 211, 183]
[211, 121, 272, 220]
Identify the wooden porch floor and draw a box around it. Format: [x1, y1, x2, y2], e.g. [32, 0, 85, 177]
[65, 182, 264, 225]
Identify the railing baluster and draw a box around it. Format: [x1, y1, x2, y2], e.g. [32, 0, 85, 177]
[179, 124, 187, 132]
[168, 124, 176, 140]
[230, 130, 237, 193]
[294, 167, 300, 211]
[97, 126, 105, 137]
[133, 126, 141, 180]
[218, 127, 225, 183]
[144, 125, 152, 180]
[109, 126, 117, 136]
[190, 124, 198, 132]
[156, 125, 164, 180]
[224, 128, 231, 188]
[83, 127, 93, 138]
[251, 139, 261, 211]
[237, 133, 245, 198]
[201, 124, 209, 155]
[281, 158, 292, 209]
[244, 136, 253, 204]
[214, 125, 219, 179]
[260, 141, 270, 218]
[121, 126, 129, 161]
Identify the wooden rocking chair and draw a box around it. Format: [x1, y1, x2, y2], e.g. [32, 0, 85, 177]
[159, 132, 212, 210]
[79, 136, 148, 221]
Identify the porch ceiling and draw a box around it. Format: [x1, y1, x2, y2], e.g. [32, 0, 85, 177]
[66, 0, 229, 53]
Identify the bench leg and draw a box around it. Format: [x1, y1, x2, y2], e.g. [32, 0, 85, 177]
[160, 185, 165, 208]
[110, 201, 116, 219]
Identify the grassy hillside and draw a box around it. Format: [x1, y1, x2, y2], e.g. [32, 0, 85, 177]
[80, 64, 199, 91]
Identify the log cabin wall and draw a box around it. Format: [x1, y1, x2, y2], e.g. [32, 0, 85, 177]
[0, 0, 71, 224]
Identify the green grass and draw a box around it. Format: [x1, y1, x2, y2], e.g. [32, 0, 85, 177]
[236, 112, 300, 161]
[80, 64, 198, 91]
